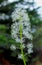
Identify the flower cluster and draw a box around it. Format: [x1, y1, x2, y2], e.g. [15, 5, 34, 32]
[27, 43, 33, 54]
[11, 7, 33, 59]
[11, 7, 32, 43]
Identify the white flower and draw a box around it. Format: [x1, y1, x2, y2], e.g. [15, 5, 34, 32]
[11, 7, 29, 22]
[16, 37, 21, 43]
[28, 48, 33, 54]
[27, 43, 33, 54]
[27, 43, 33, 48]
[18, 54, 22, 59]
[11, 7, 33, 43]
[10, 45, 16, 50]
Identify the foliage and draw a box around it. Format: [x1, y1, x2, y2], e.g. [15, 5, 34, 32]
[33, 26, 42, 49]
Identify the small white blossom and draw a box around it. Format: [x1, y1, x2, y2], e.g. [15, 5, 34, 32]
[27, 43, 33, 48]
[16, 37, 21, 43]
[18, 54, 22, 59]
[27, 43, 33, 54]
[10, 44, 16, 50]
[28, 48, 33, 54]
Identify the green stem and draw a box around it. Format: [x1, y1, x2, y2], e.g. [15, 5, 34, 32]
[19, 21, 26, 65]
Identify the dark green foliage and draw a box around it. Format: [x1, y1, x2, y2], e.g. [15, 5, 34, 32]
[28, 7, 42, 26]
[0, 0, 12, 47]
[0, 0, 5, 3]
[33, 26, 42, 49]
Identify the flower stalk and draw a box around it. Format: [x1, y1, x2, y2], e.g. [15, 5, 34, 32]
[19, 18, 26, 65]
